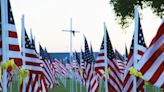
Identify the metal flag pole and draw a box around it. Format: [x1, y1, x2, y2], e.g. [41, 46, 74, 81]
[21, 15, 27, 92]
[80, 51, 82, 92]
[62, 18, 80, 92]
[1, 0, 8, 91]
[133, 5, 139, 92]
[104, 23, 108, 92]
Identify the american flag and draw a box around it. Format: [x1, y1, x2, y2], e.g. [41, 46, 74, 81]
[123, 18, 146, 92]
[54, 59, 67, 77]
[74, 51, 82, 82]
[137, 21, 164, 88]
[80, 49, 86, 85]
[21, 30, 42, 92]
[115, 49, 126, 76]
[84, 37, 99, 92]
[39, 45, 55, 88]
[0, 0, 22, 90]
[95, 28, 122, 92]
[0, 0, 22, 66]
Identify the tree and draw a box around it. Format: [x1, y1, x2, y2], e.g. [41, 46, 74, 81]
[109, 0, 164, 28]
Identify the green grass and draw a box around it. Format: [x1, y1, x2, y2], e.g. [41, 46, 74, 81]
[49, 78, 86, 92]
[0, 77, 163, 92]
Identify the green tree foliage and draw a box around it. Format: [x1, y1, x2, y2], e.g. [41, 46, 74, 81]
[109, 0, 164, 28]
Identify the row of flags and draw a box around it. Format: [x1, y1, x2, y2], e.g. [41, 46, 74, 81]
[0, 0, 68, 92]
[0, 0, 163, 92]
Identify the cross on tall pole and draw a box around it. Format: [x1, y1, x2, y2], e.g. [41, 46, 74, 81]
[62, 18, 80, 92]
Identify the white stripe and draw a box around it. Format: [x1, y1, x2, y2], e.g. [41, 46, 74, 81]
[42, 61, 54, 83]
[91, 78, 98, 92]
[42, 69, 52, 85]
[8, 38, 19, 45]
[137, 35, 164, 70]
[0, 49, 2, 55]
[24, 49, 37, 54]
[8, 24, 16, 31]
[22, 75, 30, 92]
[109, 79, 121, 92]
[124, 56, 133, 78]
[34, 77, 39, 92]
[137, 54, 142, 61]
[138, 45, 146, 53]
[90, 74, 96, 86]
[107, 59, 122, 80]
[41, 78, 46, 92]
[109, 71, 122, 89]
[25, 65, 42, 72]
[122, 75, 133, 92]
[25, 57, 39, 63]
[154, 72, 164, 87]
[96, 56, 104, 61]
[86, 64, 91, 75]
[94, 62, 105, 67]
[143, 53, 163, 80]
[137, 79, 143, 88]
[8, 51, 22, 58]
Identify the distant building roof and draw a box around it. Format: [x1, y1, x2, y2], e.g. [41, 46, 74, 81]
[49, 52, 98, 62]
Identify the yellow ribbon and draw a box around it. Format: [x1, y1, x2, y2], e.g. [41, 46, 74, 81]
[1, 62, 8, 69]
[129, 67, 144, 79]
[81, 70, 84, 75]
[105, 67, 111, 79]
[19, 68, 29, 84]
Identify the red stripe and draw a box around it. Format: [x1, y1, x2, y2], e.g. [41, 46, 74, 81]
[138, 50, 144, 56]
[123, 72, 131, 87]
[0, 55, 2, 61]
[91, 79, 96, 90]
[96, 60, 104, 63]
[26, 62, 41, 66]
[149, 62, 164, 84]
[42, 67, 51, 86]
[42, 64, 53, 85]
[108, 62, 122, 84]
[32, 74, 39, 91]
[150, 23, 164, 46]
[25, 53, 38, 58]
[9, 58, 22, 66]
[42, 60, 54, 81]
[98, 53, 104, 56]
[141, 44, 164, 74]
[9, 44, 20, 51]
[9, 31, 18, 38]
[26, 73, 32, 92]
[127, 52, 133, 63]
[127, 82, 133, 92]
[109, 69, 122, 91]
[162, 82, 164, 88]
[137, 79, 144, 92]
[108, 81, 116, 92]
[112, 60, 121, 73]
[29, 70, 43, 74]
[0, 41, 2, 48]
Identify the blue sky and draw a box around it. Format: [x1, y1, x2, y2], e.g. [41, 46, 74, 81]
[11, 0, 162, 54]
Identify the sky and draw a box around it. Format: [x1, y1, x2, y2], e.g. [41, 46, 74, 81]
[10, 0, 162, 54]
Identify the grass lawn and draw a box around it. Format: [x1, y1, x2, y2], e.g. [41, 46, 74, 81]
[0, 77, 163, 92]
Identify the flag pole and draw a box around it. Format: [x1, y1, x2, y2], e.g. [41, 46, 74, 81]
[80, 51, 82, 92]
[133, 5, 139, 92]
[1, 0, 8, 92]
[70, 18, 73, 92]
[21, 15, 26, 92]
[104, 23, 108, 92]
